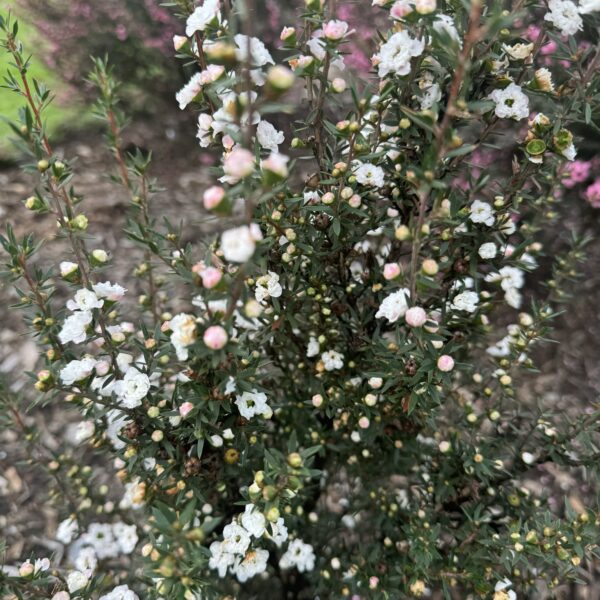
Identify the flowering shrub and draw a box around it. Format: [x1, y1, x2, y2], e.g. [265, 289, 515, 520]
[1, 0, 600, 598]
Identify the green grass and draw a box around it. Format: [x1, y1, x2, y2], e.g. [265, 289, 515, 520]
[0, 12, 89, 158]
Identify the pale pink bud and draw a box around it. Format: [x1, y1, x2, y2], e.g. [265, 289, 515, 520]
[369, 577, 379, 590]
[312, 393, 324, 407]
[261, 153, 289, 178]
[95, 361, 110, 376]
[383, 263, 401, 280]
[200, 267, 222, 289]
[191, 261, 206, 274]
[203, 186, 226, 210]
[358, 416, 370, 429]
[323, 19, 349, 40]
[222, 134, 235, 150]
[348, 194, 361, 208]
[437, 355, 455, 372]
[405, 306, 427, 327]
[223, 147, 255, 182]
[179, 402, 194, 417]
[391, 0, 413, 18]
[280, 26, 296, 41]
[203, 325, 228, 349]
[331, 77, 346, 93]
[415, 0, 436, 14]
[173, 35, 187, 50]
[19, 561, 34, 577]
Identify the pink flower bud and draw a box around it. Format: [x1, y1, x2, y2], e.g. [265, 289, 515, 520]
[405, 306, 427, 327]
[358, 416, 370, 429]
[179, 402, 194, 417]
[203, 325, 228, 350]
[383, 263, 401, 280]
[369, 576, 379, 589]
[348, 194, 361, 208]
[203, 186, 226, 210]
[437, 355, 455, 372]
[200, 267, 222, 289]
[323, 19, 349, 40]
[391, 0, 413, 18]
[95, 361, 110, 376]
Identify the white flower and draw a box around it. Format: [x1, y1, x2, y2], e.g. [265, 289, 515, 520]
[487, 335, 511, 357]
[469, 200, 495, 226]
[60, 261, 78, 277]
[112, 522, 138, 554]
[223, 521, 252, 554]
[269, 518, 288, 547]
[354, 162, 385, 187]
[255, 271, 282, 303]
[105, 410, 130, 449]
[279, 538, 316, 572]
[451, 291, 479, 313]
[478, 242, 497, 259]
[544, 0, 583, 35]
[33, 557, 50, 573]
[84, 522, 119, 559]
[418, 80, 441, 110]
[170, 313, 197, 361]
[56, 517, 78, 544]
[98, 585, 140, 600]
[234, 34, 274, 66]
[432, 14, 461, 45]
[66, 570, 89, 593]
[489, 83, 529, 120]
[119, 478, 146, 510]
[375, 288, 410, 323]
[495, 578, 517, 600]
[114, 368, 151, 409]
[66, 289, 103, 312]
[579, 0, 600, 13]
[186, 0, 220, 36]
[60, 357, 97, 385]
[504, 287, 523, 309]
[257, 120, 284, 153]
[235, 390, 271, 419]
[321, 350, 344, 371]
[240, 504, 266, 537]
[73, 546, 97, 574]
[306, 336, 320, 358]
[221, 224, 263, 263]
[561, 142, 577, 161]
[197, 113, 214, 147]
[74, 421, 95, 444]
[59, 311, 93, 344]
[175, 72, 203, 110]
[502, 42, 534, 60]
[498, 266, 525, 291]
[209, 540, 236, 577]
[92, 281, 126, 301]
[375, 31, 424, 78]
[233, 548, 269, 582]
